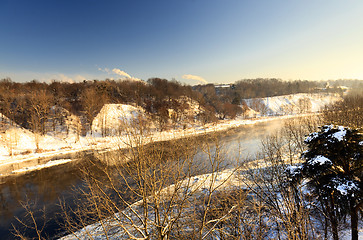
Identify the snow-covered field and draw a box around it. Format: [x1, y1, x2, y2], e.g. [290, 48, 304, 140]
[0, 93, 341, 176]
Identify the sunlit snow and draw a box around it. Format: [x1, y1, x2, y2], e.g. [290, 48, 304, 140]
[307, 155, 332, 166]
[12, 159, 72, 173]
[331, 126, 347, 141]
[333, 178, 359, 196]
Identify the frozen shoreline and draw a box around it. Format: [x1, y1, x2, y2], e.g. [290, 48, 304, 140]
[0, 113, 315, 177]
[1, 91, 342, 176]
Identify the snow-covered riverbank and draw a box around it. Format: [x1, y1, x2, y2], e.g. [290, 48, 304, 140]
[0, 92, 341, 176]
[0, 113, 318, 177]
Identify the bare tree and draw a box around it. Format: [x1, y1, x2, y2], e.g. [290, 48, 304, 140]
[27, 90, 54, 135]
[323, 92, 363, 128]
[59, 122, 237, 240]
[12, 198, 48, 240]
[81, 87, 108, 135]
[2, 127, 19, 156]
[297, 97, 312, 113]
[23, 90, 54, 152]
[236, 116, 322, 240]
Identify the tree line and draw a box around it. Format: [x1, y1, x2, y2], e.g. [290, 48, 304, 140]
[193, 78, 352, 105]
[0, 78, 206, 135]
[0, 77, 359, 136]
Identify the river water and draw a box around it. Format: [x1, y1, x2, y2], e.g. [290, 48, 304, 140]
[0, 119, 284, 239]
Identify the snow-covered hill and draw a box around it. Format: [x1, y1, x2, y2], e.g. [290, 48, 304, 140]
[0, 112, 81, 159]
[243, 93, 341, 116]
[92, 104, 146, 137]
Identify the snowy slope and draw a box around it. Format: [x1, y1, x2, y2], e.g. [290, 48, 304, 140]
[92, 104, 146, 137]
[244, 93, 341, 116]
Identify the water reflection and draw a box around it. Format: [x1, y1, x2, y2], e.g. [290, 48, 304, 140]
[0, 160, 90, 239]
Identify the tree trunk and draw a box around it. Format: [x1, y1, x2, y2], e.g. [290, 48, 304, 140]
[330, 212, 339, 240]
[328, 197, 339, 240]
[350, 202, 358, 240]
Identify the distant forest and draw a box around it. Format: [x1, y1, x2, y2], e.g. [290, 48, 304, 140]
[0, 77, 360, 135]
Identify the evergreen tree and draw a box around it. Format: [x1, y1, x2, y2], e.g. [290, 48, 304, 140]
[285, 125, 363, 240]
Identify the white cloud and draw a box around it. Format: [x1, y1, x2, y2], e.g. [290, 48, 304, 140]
[47, 74, 86, 83]
[73, 75, 86, 82]
[128, 77, 142, 82]
[98, 67, 139, 80]
[0, 72, 87, 83]
[57, 74, 74, 83]
[98, 68, 111, 73]
[182, 74, 208, 84]
[112, 68, 131, 78]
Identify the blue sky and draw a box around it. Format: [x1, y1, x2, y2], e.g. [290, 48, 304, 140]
[1, 0, 363, 84]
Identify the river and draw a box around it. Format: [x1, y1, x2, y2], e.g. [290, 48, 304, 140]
[0, 119, 285, 239]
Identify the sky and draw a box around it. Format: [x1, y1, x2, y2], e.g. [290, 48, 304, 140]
[1, 0, 363, 84]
